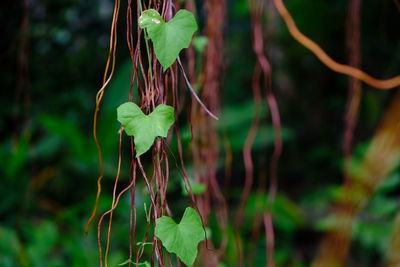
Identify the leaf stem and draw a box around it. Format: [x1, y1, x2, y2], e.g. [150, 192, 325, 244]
[138, 0, 154, 86]
[177, 57, 219, 120]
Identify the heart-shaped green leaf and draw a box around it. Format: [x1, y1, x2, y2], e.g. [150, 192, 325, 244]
[117, 102, 174, 157]
[139, 9, 197, 70]
[155, 207, 205, 266]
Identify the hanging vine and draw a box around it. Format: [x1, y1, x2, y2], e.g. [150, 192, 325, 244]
[83, 0, 400, 267]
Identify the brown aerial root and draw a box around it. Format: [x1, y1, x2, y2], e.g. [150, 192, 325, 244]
[103, 129, 123, 267]
[85, 0, 120, 234]
[15, 0, 31, 122]
[273, 0, 400, 90]
[394, 0, 400, 12]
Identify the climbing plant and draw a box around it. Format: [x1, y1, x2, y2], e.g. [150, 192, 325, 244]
[83, 0, 400, 266]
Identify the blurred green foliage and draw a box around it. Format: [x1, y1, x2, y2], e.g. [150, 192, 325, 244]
[1, 0, 400, 266]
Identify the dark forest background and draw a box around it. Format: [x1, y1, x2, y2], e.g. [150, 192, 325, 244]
[1, 0, 400, 266]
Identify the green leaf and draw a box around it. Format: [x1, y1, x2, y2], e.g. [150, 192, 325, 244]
[139, 9, 197, 70]
[155, 207, 205, 266]
[181, 178, 207, 196]
[193, 36, 208, 54]
[117, 102, 175, 157]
